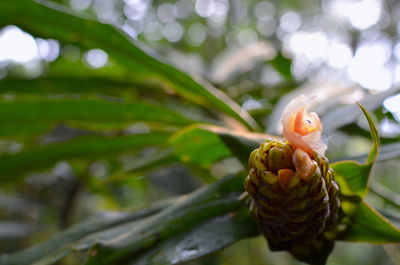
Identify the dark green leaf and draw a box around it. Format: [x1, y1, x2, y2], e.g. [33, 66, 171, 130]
[0, 199, 174, 265]
[331, 161, 371, 198]
[0, 132, 169, 183]
[0, 123, 52, 138]
[128, 209, 258, 265]
[0, 77, 139, 97]
[0, 100, 196, 127]
[269, 53, 292, 80]
[0, 0, 259, 131]
[339, 200, 400, 243]
[105, 148, 177, 184]
[85, 174, 244, 265]
[122, 148, 176, 174]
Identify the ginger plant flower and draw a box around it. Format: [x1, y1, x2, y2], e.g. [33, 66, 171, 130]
[281, 95, 327, 156]
[243, 95, 340, 264]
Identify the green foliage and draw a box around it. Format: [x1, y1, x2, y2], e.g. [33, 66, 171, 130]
[332, 104, 400, 244]
[331, 103, 379, 197]
[0, 100, 198, 126]
[128, 209, 258, 265]
[0, 0, 258, 131]
[332, 161, 371, 197]
[0, 200, 173, 265]
[1, 1, 400, 265]
[357, 102, 379, 164]
[0, 132, 169, 183]
[340, 200, 400, 243]
[169, 125, 232, 167]
[84, 175, 243, 265]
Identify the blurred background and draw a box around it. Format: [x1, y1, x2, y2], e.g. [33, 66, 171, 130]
[1, 0, 400, 264]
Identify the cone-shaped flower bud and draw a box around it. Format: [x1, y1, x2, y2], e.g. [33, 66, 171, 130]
[243, 95, 340, 264]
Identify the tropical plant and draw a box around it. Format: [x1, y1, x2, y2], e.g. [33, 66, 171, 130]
[1, 1, 400, 265]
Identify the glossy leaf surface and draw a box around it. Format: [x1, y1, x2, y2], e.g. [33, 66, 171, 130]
[339, 200, 400, 243]
[0, 132, 169, 182]
[0, 0, 258, 131]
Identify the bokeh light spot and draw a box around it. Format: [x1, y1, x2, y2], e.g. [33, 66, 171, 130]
[188, 23, 207, 46]
[0, 26, 38, 63]
[157, 3, 176, 23]
[84, 49, 108, 68]
[70, 0, 92, 11]
[279, 11, 301, 33]
[254, 1, 275, 20]
[327, 42, 352, 68]
[195, 0, 216, 18]
[383, 93, 400, 120]
[163, 21, 183, 42]
[329, 0, 381, 30]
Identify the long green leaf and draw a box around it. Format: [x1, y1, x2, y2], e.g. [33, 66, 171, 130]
[169, 124, 270, 168]
[0, 77, 138, 96]
[0, 0, 259, 131]
[0, 132, 169, 183]
[0, 199, 175, 265]
[0, 100, 196, 126]
[109, 125, 269, 183]
[104, 148, 177, 184]
[339, 200, 400, 243]
[85, 174, 244, 265]
[0, 123, 52, 138]
[128, 209, 258, 265]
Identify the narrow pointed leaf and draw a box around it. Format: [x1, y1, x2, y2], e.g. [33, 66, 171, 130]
[169, 125, 271, 167]
[128, 210, 258, 265]
[339, 200, 400, 243]
[0, 77, 140, 97]
[84, 175, 244, 265]
[0, 100, 196, 127]
[0, 132, 169, 183]
[0, 200, 174, 265]
[0, 124, 52, 138]
[356, 102, 379, 164]
[332, 104, 379, 198]
[0, 0, 259, 131]
[105, 148, 177, 184]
